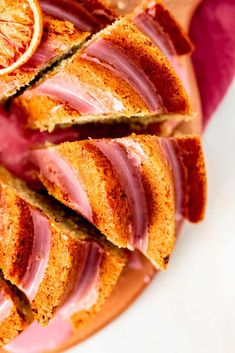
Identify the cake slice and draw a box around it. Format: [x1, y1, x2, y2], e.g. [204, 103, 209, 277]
[0, 0, 116, 103]
[0, 166, 126, 327]
[13, 16, 191, 132]
[31, 134, 207, 269]
[0, 273, 33, 347]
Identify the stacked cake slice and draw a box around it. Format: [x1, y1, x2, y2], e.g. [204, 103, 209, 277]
[0, 166, 126, 334]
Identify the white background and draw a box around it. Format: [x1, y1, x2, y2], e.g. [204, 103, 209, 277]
[70, 81, 235, 353]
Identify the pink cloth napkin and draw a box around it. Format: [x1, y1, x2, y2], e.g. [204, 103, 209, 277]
[190, 0, 235, 128]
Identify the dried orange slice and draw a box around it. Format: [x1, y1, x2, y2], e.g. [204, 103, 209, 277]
[0, 0, 43, 75]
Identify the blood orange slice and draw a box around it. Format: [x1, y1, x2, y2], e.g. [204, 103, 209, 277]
[0, 0, 43, 75]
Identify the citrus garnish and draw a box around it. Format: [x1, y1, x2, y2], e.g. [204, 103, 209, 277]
[0, 0, 43, 75]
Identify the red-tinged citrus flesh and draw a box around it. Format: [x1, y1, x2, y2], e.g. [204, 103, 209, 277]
[0, 0, 43, 75]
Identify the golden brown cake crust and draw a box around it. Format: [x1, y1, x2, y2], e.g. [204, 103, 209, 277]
[0, 190, 34, 284]
[71, 242, 127, 328]
[176, 135, 207, 222]
[54, 141, 133, 247]
[72, 0, 117, 26]
[32, 232, 88, 326]
[126, 135, 175, 269]
[42, 14, 89, 53]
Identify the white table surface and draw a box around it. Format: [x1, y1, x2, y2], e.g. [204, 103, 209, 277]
[69, 80, 235, 353]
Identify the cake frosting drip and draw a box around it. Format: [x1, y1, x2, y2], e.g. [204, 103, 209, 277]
[92, 139, 149, 252]
[24, 73, 124, 115]
[83, 38, 166, 113]
[23, 43, 55, 70]
[0, 291, 14, 322]
[60, 241, 103, 318]
[5, 242, 103, 353]
[22, 40, 65, 71]
[134, 11, 177, 59]
[31, 148, 93, 222]
[40, 0, 113, 32]
[19, 208, 51, 301]
[160, 138, 183, 220]
[133, 10, 186, 88]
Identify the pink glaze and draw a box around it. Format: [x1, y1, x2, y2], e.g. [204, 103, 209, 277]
[24, 73, 124, 115]
[83, 38, 165, 113]
[92, 139, 148, 252]
[23, 46, 54, 69]
[0, 291, 14, 322]
[22, 41, 61, 70]
[0, 107, 82, 184]
[0, 108, 32, 181]
[40, 0, 112, 32]
[60, 241, 103, 318]
[1, 106, 131, 185]
[19, 209, 51, 301]
[133, 11, 187, 90]
[4, 318, 72, 353]
[41, 0, 95, 31]
[127, 251, 144, 270]
[5, 242, 103, 353]
[31, 148, 93, 221]
[134, 12, 177, 59]
[160, 138, 182, 220]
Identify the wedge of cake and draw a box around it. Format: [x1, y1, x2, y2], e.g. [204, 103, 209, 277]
[0, 166, 126, 327]
[0, 273, 33, 347]
[0, 0, 116, 103]
[13, 16, 191, 132]
[31, 134, 207, 269]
